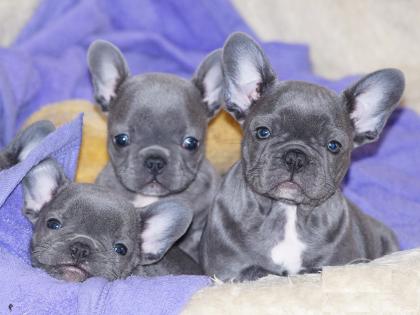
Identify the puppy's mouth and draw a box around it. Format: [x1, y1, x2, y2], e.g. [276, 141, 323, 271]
[270, 181, 305, 204]
[139, 179, 171, 196]
[56, 264, 90, 282]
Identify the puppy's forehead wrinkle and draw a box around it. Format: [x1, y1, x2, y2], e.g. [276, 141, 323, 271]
[45, 183, 134, 232]
[247, 81, 349, 131]
[113, 73, 205, 114]
[109, 75, 207, 139]
[124, 73, 193, 97]
[134, 108, 197, 133]
[64, 206, 124, 231]
[268, 111, 333, 140]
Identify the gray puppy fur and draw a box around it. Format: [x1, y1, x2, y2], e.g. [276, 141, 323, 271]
[0, 120, 55, 171]
[87, 40, 222, 262]
[200, 33, 403, 281]
[20, 132, 201, 282]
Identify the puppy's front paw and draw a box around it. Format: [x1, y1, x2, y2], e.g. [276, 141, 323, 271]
[298, 267, 322, 275]
[237, 265, 274, 282]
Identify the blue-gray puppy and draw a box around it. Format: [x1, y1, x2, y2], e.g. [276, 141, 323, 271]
[22, 159, 201, 282]
[19, 129, 201, 282]
[200, 33, 403, 281]
[87, 40, 222, 262]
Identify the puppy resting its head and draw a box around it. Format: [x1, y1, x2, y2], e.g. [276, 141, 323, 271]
[21, 155, 200, 282]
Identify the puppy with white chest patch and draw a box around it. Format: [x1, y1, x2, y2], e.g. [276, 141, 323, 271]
[87, 40, 223, 262]
[200, 33, 403, 281]
[21, 156, 201, 282]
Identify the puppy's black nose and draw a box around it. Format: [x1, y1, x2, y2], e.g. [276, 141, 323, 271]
[283, 149, 307, 173]
[144, 156, 166, 175]
[70, 242, 90, 260]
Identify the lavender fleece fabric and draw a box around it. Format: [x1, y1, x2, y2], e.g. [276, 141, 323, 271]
[0, 0, 419, 313]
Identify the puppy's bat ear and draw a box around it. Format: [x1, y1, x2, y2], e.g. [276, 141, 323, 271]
[87, 40, 130, 112]
[222, 32, 276, 123]
[137, 200, 193, 265]
[16, 120, 56, 161]
[192, 49, 224, 119]
[342, 69, 405, 147]
[22, 159, 69, 224]
[0, 120, 55, 171]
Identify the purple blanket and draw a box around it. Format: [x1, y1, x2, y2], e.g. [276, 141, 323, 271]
[0, 0, 419, 313]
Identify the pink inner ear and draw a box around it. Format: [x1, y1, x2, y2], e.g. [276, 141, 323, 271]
[95, 75, 118, 104]
[242, 79, 261, 103]
[22, 160, 63, 213]
[350, 92, 383, 135]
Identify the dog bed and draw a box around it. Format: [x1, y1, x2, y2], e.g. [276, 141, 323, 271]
[1, 0, 420, 313]
[183, 248, 420, 314]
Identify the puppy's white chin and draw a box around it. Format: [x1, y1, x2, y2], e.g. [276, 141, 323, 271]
[271, 182, 304, 204]
[140, 181, 170, 196]
[57, 265, 89, 282]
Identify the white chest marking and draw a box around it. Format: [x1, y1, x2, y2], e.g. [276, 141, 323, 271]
[132, 194, 159, 208]
[270, 204, 306, 275]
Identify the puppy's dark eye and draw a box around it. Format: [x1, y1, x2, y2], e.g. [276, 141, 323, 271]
[256, 127, 271, 140]
[327, 140, 342, 154]
[182, 137, 199, 151]
[113, 243, 127, 256]
[46, 218, 62, 230]
[113, 133, 130, 147]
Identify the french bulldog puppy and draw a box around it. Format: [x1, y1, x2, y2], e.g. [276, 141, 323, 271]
[21, 156, 201, 282]
[0, 120, 54, 171]
[200, 33, 403, 281]
[87, 40, 222, 262]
